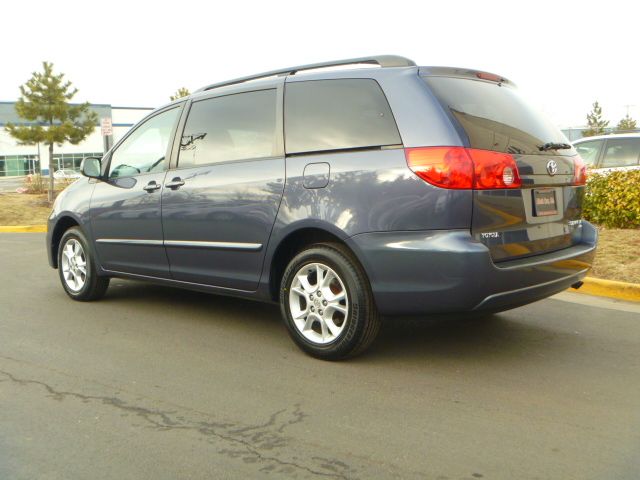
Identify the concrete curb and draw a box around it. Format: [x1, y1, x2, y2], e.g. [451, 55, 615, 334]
[0, 225, 47, 233]
[0, 225, 638, 302]
[575, 277, 640, 303]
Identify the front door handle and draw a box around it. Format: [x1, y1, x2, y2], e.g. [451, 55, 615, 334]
[143, 181, 161, 192]
[165, 177, 185, 190]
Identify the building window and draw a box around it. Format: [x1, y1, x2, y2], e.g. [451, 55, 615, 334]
[0, 155, 39, 177]
[51, 152, 103, 172]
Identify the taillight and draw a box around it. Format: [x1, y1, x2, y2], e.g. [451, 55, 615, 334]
[572, 154, 587, 186]
[404, 147, 473, 189]
[469, 149, 522, 189]
[476, 72, 505, 83]
[405, 147, 521, 190]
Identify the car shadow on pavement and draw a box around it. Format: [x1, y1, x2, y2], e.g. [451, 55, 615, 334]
[103, 279, 282, 326]
[358, 308, 582, 365]
[100, 280, 576, 365]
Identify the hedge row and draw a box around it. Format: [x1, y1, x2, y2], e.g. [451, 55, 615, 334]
[583, 169, 640, 228]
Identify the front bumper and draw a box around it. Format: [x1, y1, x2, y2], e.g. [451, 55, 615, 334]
[348, 221, 597, 315]
[46, 217, 56, 268]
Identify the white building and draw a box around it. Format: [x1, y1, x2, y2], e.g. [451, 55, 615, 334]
[0, 102, 153, 176]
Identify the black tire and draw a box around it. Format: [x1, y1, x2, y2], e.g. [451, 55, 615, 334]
[279, 242, 380, 360]
[57, 227, 109, 301]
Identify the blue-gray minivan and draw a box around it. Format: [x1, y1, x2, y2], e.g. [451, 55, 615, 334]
[47, 56, 597, 359]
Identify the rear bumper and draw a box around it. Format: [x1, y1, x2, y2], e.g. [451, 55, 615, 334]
[348, 221, 597, 315]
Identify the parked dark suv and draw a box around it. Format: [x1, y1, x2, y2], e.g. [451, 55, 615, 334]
[47, 55, 597, 359]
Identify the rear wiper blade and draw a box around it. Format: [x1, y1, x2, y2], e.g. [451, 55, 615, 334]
[538, 142, 572, 151]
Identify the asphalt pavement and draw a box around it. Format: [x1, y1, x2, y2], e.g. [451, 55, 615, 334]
[1, 233, 639, 480]
[0, 176, 26, 193]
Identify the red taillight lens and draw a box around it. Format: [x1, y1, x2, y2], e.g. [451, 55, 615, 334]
[404, 147, 473, 189]
[468, 149, 521, 189]
[405, 147, 521, 190]
[476, 72, 505, 83]
[572, 154, 587, 186]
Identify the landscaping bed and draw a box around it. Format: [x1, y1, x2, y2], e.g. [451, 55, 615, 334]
[590, 228, 640, 284]
[0, 193, 53, 226]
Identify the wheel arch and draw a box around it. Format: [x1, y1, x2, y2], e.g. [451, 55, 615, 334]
[266, 223, 369, 302]
[50, 215, 83, 269]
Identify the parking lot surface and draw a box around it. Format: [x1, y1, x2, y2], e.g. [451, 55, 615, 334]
[0, 177, 25, 193]
[1, 233, 639, 479]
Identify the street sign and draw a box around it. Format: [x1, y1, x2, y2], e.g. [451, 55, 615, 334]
[101, 117, 113, 137]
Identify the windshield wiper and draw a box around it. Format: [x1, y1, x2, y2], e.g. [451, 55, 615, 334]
[538, 142, 572, 151]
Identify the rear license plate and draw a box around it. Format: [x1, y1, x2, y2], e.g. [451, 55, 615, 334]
[533, 188, 558, 216]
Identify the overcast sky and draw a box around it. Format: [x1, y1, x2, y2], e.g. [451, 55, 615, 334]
[2, 0, 637, 127]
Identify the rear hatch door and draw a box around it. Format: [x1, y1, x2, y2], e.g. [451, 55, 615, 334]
[422, 71, 584, 262]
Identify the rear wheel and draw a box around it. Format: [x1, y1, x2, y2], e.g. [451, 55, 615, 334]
[280, 243, 380, 360]
[58, 227, 109, 301]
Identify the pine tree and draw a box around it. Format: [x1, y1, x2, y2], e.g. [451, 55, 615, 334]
[6, 62, 97, 202]
[170, 87, 191, 101]
[582, 101, 609, 137]
[616, 114, 637, 132]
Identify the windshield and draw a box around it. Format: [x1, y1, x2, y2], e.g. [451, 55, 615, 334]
[423, 76, 574, 156]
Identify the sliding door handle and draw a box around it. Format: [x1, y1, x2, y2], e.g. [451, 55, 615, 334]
[165, 177, 185, 190]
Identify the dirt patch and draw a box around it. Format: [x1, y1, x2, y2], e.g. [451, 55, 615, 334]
[591, 228, 640, 284]
[0, 193, 53, 226]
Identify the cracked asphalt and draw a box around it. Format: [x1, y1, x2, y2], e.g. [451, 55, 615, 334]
[1, 233, 640, 480]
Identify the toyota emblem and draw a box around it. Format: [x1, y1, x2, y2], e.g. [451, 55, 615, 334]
[546, 160, 558, 176]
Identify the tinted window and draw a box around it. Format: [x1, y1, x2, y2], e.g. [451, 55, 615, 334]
[574, 140, 603, 167]
[285, 79, 401, 154]
[109, 107, 180, 178]
[600, 138, 640, 168]
[179, 89, 277, 167]
[423, 76, 571, 155]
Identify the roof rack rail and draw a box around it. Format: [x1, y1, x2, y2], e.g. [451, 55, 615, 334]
[195, 55, 416, 93]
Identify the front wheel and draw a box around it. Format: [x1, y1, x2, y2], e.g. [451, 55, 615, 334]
[58, 227, 109, 301]
[280, 243, 380, 360]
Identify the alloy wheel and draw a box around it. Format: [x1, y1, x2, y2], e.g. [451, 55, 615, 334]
[60, 238, 87, 292]
[288, 262, 349, 344]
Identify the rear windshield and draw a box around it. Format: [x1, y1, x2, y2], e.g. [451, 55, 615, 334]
[422, 76, 572, 156]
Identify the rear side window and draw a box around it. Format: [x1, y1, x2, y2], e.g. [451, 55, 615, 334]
[284, 79, 401, 154]
[423, 76, 571, 156]
[178, 89, 277, 167]
[600, 138, 640, 168]
[575, 140, 604, 167]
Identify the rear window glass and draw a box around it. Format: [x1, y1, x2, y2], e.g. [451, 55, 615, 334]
[600, 138, 640, 168]
[285, 79, 401, 154]
[422, 76, 571, 155]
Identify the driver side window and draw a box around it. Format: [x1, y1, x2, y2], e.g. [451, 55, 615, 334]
[109, 107, 180, 178]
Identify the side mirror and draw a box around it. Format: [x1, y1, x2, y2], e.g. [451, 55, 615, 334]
[80, 157, 102, 179]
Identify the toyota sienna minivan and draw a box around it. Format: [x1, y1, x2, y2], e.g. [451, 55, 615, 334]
[47, 55, 597, 360]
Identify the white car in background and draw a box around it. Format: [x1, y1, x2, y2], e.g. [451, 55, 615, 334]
[53, 169, 82, 180]
[573, 133, 640, 173]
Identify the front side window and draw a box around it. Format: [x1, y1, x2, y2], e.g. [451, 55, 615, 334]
[109, 107, 180, 178]
[284, 79, 401, 154]
[600, 138, 640, 168]
[574, 140, 603, 167]
[178, 89, 277, 167]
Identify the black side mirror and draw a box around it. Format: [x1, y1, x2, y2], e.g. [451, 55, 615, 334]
[81, 157, 102, 179]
